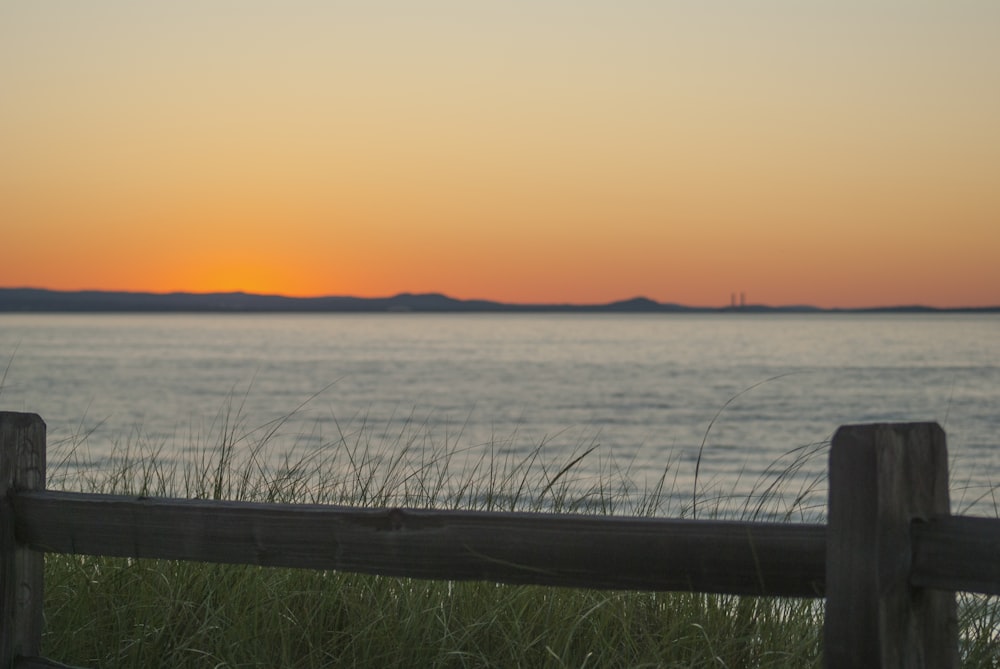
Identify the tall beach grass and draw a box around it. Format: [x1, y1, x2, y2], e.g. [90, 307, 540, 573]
[28, 394, 1000, 667]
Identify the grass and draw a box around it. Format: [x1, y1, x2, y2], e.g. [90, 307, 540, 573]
[31, 395, 1000, 668]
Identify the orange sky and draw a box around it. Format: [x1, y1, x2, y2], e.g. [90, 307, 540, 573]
[2, 2, 999, 308]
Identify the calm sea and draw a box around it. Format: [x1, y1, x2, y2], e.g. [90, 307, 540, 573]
[1, 313, 998, 517]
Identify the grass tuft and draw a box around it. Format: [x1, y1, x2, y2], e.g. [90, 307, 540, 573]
[37, 395, 999, 668]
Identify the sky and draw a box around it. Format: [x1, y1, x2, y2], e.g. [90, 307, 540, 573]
[2, 1, 999, 308]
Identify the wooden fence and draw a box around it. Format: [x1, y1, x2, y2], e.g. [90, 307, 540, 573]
[2, 411, 999, 668]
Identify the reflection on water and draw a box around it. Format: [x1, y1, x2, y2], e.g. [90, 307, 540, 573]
[1, 312, 998, 516]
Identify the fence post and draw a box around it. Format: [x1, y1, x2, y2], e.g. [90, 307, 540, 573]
[1, 412, 46, 667]
[824, 422, 958, 668]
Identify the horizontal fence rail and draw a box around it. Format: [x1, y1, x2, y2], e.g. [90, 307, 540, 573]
[3, 412, 1000, 669]
[13, 490, 827, 597]
[911, 516, 1000, 594]
[14, 493, 1000, 599]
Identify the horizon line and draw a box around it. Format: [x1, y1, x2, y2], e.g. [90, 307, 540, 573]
[1, 286, 998, 313]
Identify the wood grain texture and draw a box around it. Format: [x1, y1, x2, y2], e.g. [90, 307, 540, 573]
[14, 490, 827, 597]
[1, 412, 46, 666]
[911, 515, 1000, 595]
[824, 422, 957, 669]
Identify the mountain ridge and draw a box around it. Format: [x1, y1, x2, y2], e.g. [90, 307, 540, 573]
[0, 288, 996, 314]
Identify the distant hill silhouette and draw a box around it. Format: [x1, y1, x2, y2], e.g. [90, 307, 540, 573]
[0, 288, 996, 313]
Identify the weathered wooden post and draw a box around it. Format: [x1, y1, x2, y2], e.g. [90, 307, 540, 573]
[824, 422, 958, 668]
[1, 412, 46, 667]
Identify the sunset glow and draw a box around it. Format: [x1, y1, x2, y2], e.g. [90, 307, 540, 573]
[2, 2, 999, 308]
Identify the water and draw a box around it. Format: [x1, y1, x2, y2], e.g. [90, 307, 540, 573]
[1, 312, 998, 516]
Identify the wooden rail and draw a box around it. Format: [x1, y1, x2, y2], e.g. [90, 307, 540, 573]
[2, 412, 999, 668]
[13, 490, 828, 596]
